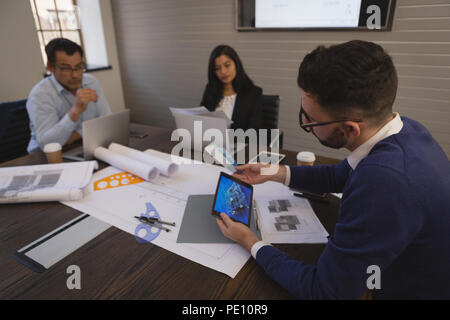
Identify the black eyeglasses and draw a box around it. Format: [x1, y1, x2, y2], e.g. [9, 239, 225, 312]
[54, 63, 87, 74]
[299, 105, 362, 133]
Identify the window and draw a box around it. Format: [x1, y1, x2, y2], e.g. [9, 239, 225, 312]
[30, 0, 84, 65]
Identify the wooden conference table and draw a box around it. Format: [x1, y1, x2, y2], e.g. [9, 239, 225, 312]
[0, 124, 341, 299]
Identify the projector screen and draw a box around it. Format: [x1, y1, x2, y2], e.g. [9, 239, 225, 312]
[255, 0, 362, 28]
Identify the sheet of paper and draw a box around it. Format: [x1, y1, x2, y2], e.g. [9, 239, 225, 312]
[170, 106, 233, 138]
[62, 151, 250, 278]
[169, 106, 231, 120]
[204, 109, 228, 119]
[0, 161, 98, 203]
[169, 106, 210, 115]
[255, 194, 329, 244]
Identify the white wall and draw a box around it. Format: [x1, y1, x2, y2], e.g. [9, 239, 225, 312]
[0, 0, 125, 114]
[0, 0, 43, 102]
[93, 0, 125, 113]
[112, 0, 450, 160]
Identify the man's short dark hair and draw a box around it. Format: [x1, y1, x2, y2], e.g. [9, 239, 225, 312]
[45, 38, 84, 65]
[297, 40, 398, 126]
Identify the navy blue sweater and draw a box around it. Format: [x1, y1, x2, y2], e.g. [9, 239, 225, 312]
[256, 117, 450, 299]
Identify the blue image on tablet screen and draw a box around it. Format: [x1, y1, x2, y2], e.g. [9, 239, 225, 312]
[214, 175, 251, 225]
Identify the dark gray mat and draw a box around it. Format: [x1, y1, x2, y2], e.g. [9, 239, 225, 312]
[177, 194, 261, 244]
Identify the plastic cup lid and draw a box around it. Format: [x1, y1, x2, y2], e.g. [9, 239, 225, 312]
[296, 151, 316, 162]
[43, 142, 62, 153]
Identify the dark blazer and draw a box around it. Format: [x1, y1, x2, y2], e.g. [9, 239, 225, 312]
[201, 85, 263, 131]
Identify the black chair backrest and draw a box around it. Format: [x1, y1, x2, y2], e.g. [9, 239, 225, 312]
[260, 94, 283, 148]
[261, 94, 280, 130]
[0, 99, 30, 163]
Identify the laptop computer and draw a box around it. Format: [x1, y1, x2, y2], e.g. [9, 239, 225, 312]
[63, 109, 130, 161]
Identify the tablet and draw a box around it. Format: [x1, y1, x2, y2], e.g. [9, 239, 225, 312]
[249, 151, 286, 164]
[211, 172, 253, 226]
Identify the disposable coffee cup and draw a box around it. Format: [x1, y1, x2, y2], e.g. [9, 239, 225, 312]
[43, 142, 62, 164]
[296, 151, 316, 166]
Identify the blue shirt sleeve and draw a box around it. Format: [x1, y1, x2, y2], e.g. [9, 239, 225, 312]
[26, 92, 78, 150]
[255, 164, 424, 299]
[288, 159, 352, 194]
[88, 75, 112, 118]
[76, 76, 112, 137]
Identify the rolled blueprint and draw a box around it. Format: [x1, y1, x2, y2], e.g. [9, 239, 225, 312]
[108, 143, 178, 176]
[0, 188, 83, 203]
[94, 147, 160, 181]
[0, 161, 98, 204]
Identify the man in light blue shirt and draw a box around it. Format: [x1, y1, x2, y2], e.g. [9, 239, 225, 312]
[27, 38, 111, 152]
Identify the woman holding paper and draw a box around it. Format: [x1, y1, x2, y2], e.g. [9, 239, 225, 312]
[200, 45, 263, 131]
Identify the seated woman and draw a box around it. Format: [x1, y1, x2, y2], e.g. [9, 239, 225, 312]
[200, 45, 263, 131]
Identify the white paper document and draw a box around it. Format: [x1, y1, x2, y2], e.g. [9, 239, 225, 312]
[170, 107, 249, 156]
[0, 161, 98, 203]
[170, 106, 229, 119]
[170, 106, 232, 128]
[170, 107, 234, 151]
[62, 150, 250, 278]
[254, 195, 329, 244]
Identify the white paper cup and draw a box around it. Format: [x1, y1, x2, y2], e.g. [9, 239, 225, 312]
[296, 151, 316, 166]
[43, 142, 62, 164]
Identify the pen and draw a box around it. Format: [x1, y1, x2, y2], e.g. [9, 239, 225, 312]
[145, 216, 176, 227]
[134, 216, 172, 232]
[293, 192, 329, 204]
[253, 200, 259, 231]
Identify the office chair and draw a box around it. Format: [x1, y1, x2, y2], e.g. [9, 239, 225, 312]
[260, 94, 283, 149]
[0, 99, 31, 163]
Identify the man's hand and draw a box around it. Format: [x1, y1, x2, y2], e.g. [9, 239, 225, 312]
[233, 163, 286, 185]
[66, 131, 82, 145]
[216, 213, 259, 252]
[69, 88, 98, 122]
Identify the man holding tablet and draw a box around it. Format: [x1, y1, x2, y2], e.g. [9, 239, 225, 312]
[216, 40, 450, 299]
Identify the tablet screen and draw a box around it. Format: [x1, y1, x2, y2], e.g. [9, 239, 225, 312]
[212, 172, 253, 226]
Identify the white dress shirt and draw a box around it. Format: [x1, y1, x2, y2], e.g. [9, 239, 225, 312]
[346, 112, 403, 170]
[215, 94, 237, 120]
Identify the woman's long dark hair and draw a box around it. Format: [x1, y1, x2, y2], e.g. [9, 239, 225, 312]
[203, 45, 255, 109]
